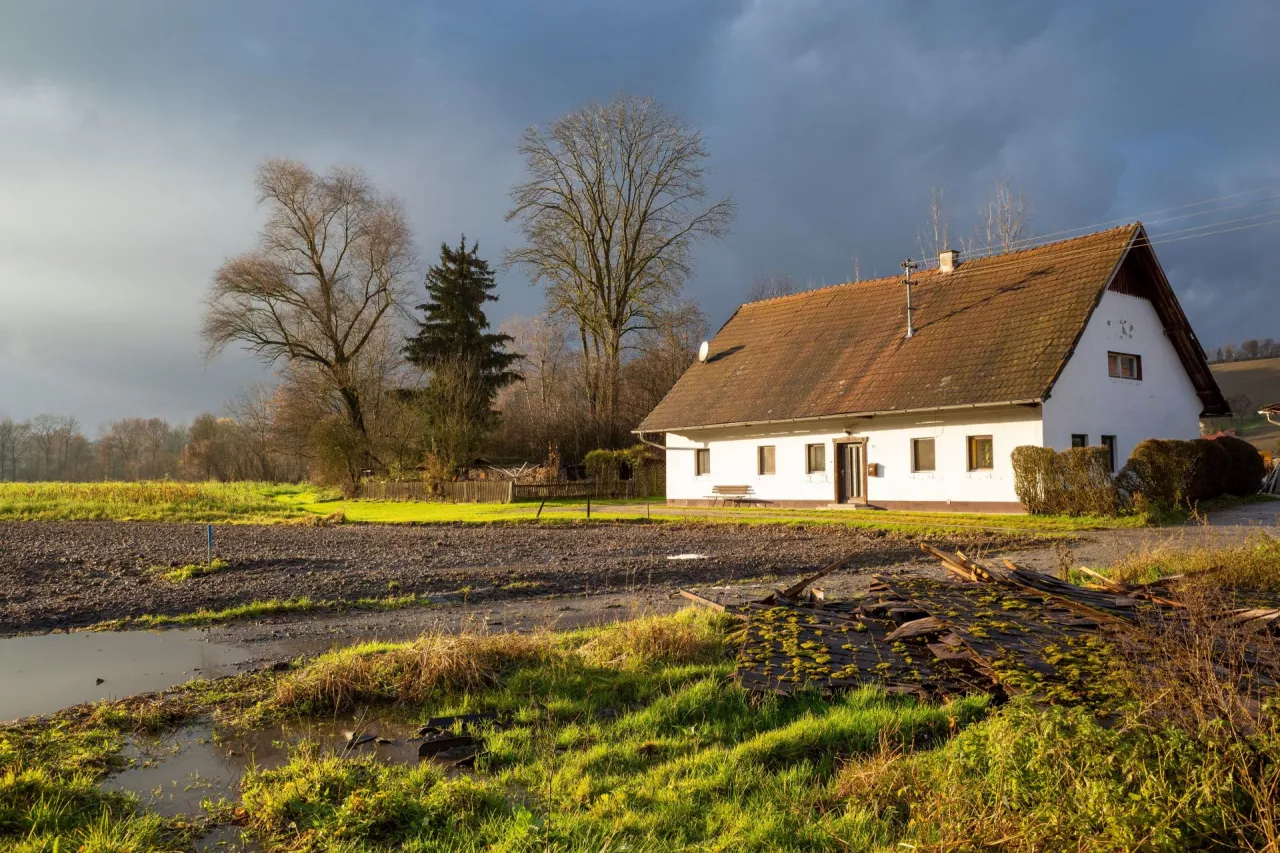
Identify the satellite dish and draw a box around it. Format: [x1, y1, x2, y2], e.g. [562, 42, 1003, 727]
[697, 341, 710, 363]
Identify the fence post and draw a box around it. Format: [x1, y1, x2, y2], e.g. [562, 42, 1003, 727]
[206, 524, 213, 568]
[586, 494, 591, 520]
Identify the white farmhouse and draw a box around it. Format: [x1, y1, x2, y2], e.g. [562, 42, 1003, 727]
[637, 224, 1228, 512]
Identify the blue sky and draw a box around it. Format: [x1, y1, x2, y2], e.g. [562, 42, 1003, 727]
[1, 0, 1278, 427]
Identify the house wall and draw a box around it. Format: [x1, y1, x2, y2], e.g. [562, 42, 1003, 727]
[1041, 288, 1204, 463]
[664, 406, 1042, 511]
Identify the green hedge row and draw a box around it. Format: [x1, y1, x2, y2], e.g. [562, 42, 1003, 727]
[1117, 435, 1263, 512]
[1014, 436, 1263, 516]
[1011, 446, 1119, 516]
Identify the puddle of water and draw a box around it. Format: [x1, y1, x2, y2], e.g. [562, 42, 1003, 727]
[667, 553, 708, 560]
[102, 715, 428, 819]
[0, 629, 253, 721]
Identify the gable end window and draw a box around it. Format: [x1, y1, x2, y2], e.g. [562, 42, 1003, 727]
[695, 448, 711, 476]
[805, 443, 826, 474]
[757, 445, 776, 476]
[911, 438, 936, 472]
[967, 435, 994, 471]
[1071, 434, 1088, 448]
[1108, 351, 1142, 380]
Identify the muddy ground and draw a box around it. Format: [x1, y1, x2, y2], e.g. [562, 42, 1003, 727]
[0, 520, 1043, 636]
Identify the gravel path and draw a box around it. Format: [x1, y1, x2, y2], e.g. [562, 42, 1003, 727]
[0, 521, 1038, 635]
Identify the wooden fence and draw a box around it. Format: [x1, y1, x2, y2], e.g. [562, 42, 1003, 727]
[359, 465, 664, 504]
[512, 481, 640, 501]
[359, 480, 514, 503]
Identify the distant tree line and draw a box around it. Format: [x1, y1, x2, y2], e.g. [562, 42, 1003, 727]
[0, 406, 307, 483]
[1209, 339, 1280, 364]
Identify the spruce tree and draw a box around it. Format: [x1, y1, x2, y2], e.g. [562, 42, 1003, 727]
[405, 237, 520, 464]
[405, 236, 519, 385]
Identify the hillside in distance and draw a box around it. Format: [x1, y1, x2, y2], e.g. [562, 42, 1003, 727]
[1207, 356, 1280, 451]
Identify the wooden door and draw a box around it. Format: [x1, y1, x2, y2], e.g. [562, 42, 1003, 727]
[835, 440, 866, 504]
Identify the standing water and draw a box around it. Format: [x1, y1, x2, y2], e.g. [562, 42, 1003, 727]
[0, 629, 252, 721]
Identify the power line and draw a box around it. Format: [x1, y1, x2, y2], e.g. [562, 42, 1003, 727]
[957, 181, 1274, 256]
[896, 215, 1280, 279]
[922, 184, 1280, 267]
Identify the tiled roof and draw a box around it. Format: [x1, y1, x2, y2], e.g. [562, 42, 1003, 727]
[640, 224, 1210, 432]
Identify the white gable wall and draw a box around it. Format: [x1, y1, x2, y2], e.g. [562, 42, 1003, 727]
[1041, 288, 1203, 463]
[664, 406, 1042, 510]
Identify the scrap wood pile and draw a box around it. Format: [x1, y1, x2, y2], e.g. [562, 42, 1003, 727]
[679, 546, 1280, 703]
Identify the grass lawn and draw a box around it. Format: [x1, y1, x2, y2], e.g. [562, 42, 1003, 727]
[0, 480, 1144, 533]
[4, 605, 1277, 852]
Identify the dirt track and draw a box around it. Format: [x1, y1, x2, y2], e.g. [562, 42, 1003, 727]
[0, 520, 1041, 635]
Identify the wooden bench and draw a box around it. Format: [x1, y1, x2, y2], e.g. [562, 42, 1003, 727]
[707, 485, 756, 506]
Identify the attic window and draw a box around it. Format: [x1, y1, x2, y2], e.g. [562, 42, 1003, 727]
[1108, 352, 1142, 380]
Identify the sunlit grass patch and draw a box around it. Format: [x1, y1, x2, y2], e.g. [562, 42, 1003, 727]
[1082, 531, 1280, 591]
[91, 593, 432, 630]
[0, 480, 316, 523]
[149, 558, 229, 583]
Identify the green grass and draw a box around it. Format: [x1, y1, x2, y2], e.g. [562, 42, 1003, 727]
[3, 608, 1278, 852]
[0, 480, 1145, 533]
[0, 480, 315, 523]
[90, 592, 432, 630]
[149, 557, 229, 582]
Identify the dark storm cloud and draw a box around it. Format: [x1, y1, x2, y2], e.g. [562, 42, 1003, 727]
[0, 0, 1277, 425]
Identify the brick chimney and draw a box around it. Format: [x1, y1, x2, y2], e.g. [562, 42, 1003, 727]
[938, 249, 960, 273]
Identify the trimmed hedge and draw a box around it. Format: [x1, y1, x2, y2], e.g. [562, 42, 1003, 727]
[1117, 436, 1264, 512]
[1012, 445, 1119, 516]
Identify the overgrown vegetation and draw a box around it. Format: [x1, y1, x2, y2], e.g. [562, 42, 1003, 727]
[1012, 444, 1119, 516]
[1119, 435, 1265, 514]
[5, 562, 1279, 852]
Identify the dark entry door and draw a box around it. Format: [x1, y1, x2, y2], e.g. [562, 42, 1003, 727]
[837, 441, 865, 504]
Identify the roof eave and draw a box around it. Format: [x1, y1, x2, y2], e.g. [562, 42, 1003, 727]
[634, 398, 1043, 434]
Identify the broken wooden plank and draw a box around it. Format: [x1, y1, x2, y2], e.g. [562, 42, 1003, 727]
[1067, 564, 1129, 593]
[885, 616, 946, 642]
[779, 552, 858, 600]
[675, 588, 727, 613]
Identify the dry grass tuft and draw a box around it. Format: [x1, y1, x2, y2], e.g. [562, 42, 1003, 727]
[577, 610, 731, 667]
[274, 632, 553, 711]
[1106, 532, 1280, 591]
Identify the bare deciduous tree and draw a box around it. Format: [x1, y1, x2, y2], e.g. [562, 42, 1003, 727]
[202, 159, 416, 449]
[981, 176, 1032, 252]
[747, 271, 797, 302]
[917, 186, 951, 259]
[505, 94, 734, 445]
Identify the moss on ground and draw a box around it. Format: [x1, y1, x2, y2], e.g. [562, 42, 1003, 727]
[5, 601, 1280, 852]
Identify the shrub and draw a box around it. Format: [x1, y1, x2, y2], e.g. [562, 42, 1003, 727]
[1209, 434, 1266, 496]
[1119, 437, 1264, 512]
[1117, 438, 1201, 511]
[1012, 445, 1118, 516]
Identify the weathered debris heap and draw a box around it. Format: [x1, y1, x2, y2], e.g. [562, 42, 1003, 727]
[682, 546, 1280, 703]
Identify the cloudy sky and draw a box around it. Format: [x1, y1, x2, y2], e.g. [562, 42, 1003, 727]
[2, 1, 1278, 428]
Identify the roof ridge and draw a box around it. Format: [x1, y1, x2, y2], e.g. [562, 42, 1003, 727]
[739, 223, 1140, 309]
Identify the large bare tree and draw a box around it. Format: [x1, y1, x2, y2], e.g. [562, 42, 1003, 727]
[202, 159, 416, 447]
[505, 94, 734, 445]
